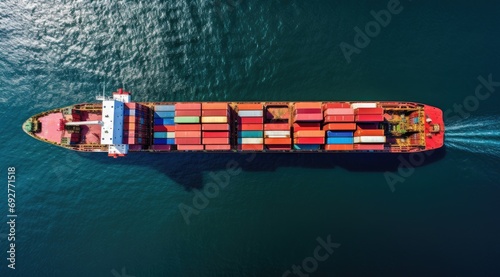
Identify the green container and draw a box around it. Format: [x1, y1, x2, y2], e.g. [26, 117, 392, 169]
[174, 116, 200, 123]
[237, 131, 263, 138]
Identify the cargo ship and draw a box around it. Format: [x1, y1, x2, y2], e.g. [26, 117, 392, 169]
[22, 89, 444, 158]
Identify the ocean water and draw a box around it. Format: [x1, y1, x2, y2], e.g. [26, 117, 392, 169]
[1, 0, 500, 276]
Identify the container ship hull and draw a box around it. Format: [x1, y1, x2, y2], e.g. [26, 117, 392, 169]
[22, 89, 444, 157]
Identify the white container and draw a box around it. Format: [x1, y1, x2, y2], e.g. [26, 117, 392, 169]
[264, 131, 290, 137]
[353, 136, 386, 143]
[240, 138, 263, 144]
[166, 132, 175, 139]
[351, 102, 378, 109]
[201, 116, 228, 123]
[238, 110, 263, 117]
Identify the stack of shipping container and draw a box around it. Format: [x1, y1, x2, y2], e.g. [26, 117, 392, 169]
[152, 104, 175, 151]
[264, 105, 291, 150]
[175, 103, 203, 150]
[293, 102, 324, 150]
[322, 102, 356, 151]
[352, 104, 385, 150]
[201, 103, 231, 150]
[237, 103, 264, 151]
[123, 103, 150, 147]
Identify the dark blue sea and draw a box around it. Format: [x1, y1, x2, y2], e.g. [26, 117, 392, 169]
[1, 0, 500, 276]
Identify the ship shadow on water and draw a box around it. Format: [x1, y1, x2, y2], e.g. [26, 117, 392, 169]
[79, 148, 446, 190]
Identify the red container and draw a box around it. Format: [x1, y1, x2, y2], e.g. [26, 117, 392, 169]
[238, 117, 263, 124]
[355, 115, 384, 122]
[154, 125, 176, 132]
[324, 115, 355, 123]
[294, 137, 324, 144]
[293, 123, 320, 131]
[238, 144, 264, 150]
[202, 110, 228, 116]
[355, 108, 384, 115]
[324, 102, 351, 109]
[265, 138, 291, 145]
[294, 130, 325, 137]
[267, 145, 292, 150]
[325, 144, 354, 151]
[237, 103, 263, 110]
[151, 145, 172, 151]
[177, 144, 204, 150]
[202, 103, 228, 110]
[202, 124, 230, 131]
[175, 131, 201, 138]
[205, 144, 231, 150]
[203, 138, 230, 144]
[354, 129, 384, 136]
[294, 114, 323, 121]
[202, 131, 230, 138]
[175, 124, 202, 131]
[294, 102, 322, 109]
[176, 137, 201, 145]
[175, 103, 201, 110]
[354, 144, 385, 150]
[323, 108, 354, 116]
[238, 124, 263, 130]
[295, 108, 322, 114]
[175, 110, 201, 116]
[264, 123, 290, 130]
[323, 123, 357, 130]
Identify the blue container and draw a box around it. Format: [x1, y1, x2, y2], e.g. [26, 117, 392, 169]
[327, 131, 353, 137]
[154, 118, 164, 125]
[237, 131, 263, 138]
[163, 118, 175, 125]
[124, 109, 136, 116]
[154, 111, 175, 118]
[155, 105, 175, 112]
[293, 144, 321, 150]
[326, 137, 354, 144]
[153, 138, 175, 145]
[154, 132, 168, 139]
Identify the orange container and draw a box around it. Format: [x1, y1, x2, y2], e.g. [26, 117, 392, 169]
[324, 115, 355, 122]
[323, 123, 357, 130]
[293, 123, 320, 131]
[237, 103, 263, 110]
[238, 124, 263, 130]
[176, 138, 201, 145]
[294, 102, 322, 109]
[205, 144, 231, 150]
[202, 110, 228, 116]
[202, 124, 230, 131]
[175, 131, 201, 138]
[354, 129, 384, 136]
[294, 130, 325, 137]
[203, 138, 230, 145]
[325, 144, 354, 151]
[264, 123, 290, 130]
[238, 144, 264, 151]
[175, 124, 201, 131]
[202, 103, 229, 110]
[324, 102, 351, 109]
[177, 144, 204, 150]
[175, 103, 201, 110]
[265, 138, 291, 145]
[175, 110, 201, 116]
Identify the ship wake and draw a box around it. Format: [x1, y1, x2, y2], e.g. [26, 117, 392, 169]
[445, 116, 500, 157]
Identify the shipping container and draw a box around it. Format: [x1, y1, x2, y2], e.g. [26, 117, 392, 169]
[294, 130, 325, 137]
[175, 131, 201, 138]
[324, 115, 355, 123]
[237, 103, 263, 110]
[238, 117, 264, 124]
[175, 103, 201, 110]
[238, 144, 264, 151]
[237, 138, 264, 144]
[237, 131, 264, 138]
[160, 118, 175, 125]
[351, 103, 378, 109]
[323, 123, 357, 130]
[266, 145, 292, 150]
[293, 144, 321, 150]
[326, 137, 354, 144]
[355, 115, 384, 122]
[174, 116, 200, 124]
[151, 145, 172, 151]
[203, 138, 230, 145]
[295, 108, 322, 114]
[237, 124, 263, 130]
[264, 130, 290, 137]
[327, 131, 354, 137]
[294, 102, 322, 109]
[294, 114, 323, 122]
[324, 103, 351, 109]
[175, 110, 201, 116]
[238, 110, 264, 117]
[202, 110, 228, 116]
[355, 107, 384, 115]
[177, 144, 204, 150]
[154, 111, 175, 118]
[294, 137, 324, 144]
[205, 144, 231, 150]
[201, 116, 228, 123]
[325, 144, 354, 151]
[265, 138, 291, 144]
[202, 103, 229, 110]
[354, 144, 385, 150]
[153, 125, 176, 132]
[323, 108, 355, 116]
[353, 136, 386, 143]
[155, 105, 176, 112]
[202, 124, 230, 131]
[293, 123, 320, 131]
[264, 123, 290, 130]
[153, 138, 175, 145]
[354, 129, 384, 136]
[176, 137, 202, 145]
[176, 124, 202, 131]
[202, 131, 230, 138]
